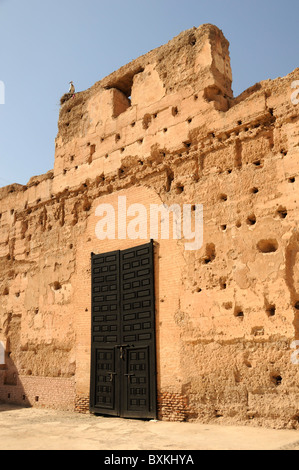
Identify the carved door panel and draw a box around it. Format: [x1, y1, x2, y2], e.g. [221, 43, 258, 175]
[90, 241, 157, 419]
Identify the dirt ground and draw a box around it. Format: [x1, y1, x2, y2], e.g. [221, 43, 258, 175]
[0, 404, 298, 451]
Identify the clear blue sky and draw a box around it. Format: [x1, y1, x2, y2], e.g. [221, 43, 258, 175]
[0, 0, 298, 187]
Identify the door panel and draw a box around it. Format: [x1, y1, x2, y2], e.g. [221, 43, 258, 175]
[122, 345, 155, 419]
[91, 346, 119, 416]
[90, 241, 157, 419]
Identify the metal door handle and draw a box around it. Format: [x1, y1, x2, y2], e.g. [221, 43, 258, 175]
[108, 372, 116, 382]
[116, 344, 130, 359]
[124, 373, 135, 384]
[120, 346, 125, 359]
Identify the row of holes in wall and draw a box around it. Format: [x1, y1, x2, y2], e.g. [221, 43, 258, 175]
[62, 147, 297, 180]
[6, 393, 39, 402]
[63, 103, 278, 162]
[62, 149, 293, 184]
[62, 97, 208, 167]
[0, 173, 296, 220]
[219, 206, 288, 231]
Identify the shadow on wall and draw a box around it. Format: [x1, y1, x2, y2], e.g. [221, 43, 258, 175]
[0, 339, 29, 409]
[285, 232, 299, 341]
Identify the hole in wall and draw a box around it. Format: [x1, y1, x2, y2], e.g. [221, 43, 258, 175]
[234, 307, 244, 319]
[188, 34, 197, 46]
[257, 239, 278, 253]
[175, 184, 184, 194]
[246, 214, 256, 226]
[253, 160, 262, 167]
[142, 114, 152, 130]
[276, 206, 288, 219]
[165, 170, 174, 192]
[202, 243, 216, 264]
[172, 106, 179, 116]
[271, 374, 282, 386]
[288, 177, 295, 183]
[105, 66, 144, 98]
[266, 304, 276, 317]
[219, 194, 228, 202]
[90, 144, 96, 156]
[251, 187, 259, 194]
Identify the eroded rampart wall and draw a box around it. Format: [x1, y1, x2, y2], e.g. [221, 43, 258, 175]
[0, 24, 298, 427]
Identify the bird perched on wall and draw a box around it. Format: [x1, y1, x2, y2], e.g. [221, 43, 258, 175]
[69, 81, 75, 95]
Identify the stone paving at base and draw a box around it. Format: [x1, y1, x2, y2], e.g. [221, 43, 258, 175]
[0, 404, 298, 451]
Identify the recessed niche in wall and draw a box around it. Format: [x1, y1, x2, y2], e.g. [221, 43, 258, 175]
[257, 239, 278, 253]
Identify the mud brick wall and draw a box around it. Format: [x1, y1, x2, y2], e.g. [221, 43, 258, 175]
[0, 373, 75, 411]
[0, 24, 299, 428]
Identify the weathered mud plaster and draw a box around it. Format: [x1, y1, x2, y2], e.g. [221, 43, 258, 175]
[0, 24, 299, 428]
